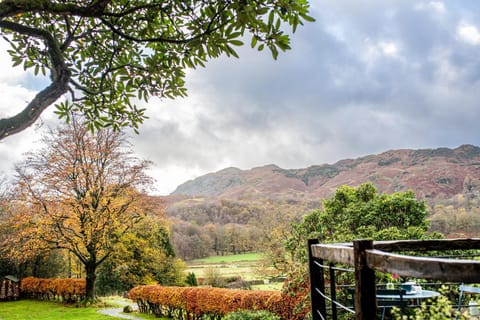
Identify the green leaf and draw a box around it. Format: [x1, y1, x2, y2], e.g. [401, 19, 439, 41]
[12, 58, 21, 67]
[229, 40, 244, 46]
[225, 45, 239, 58]
[251, 36, 258, 48]
[270, 45, 279, 60]
[23, 60, 34, 70]
[302, 14, 316, 22]
[256, 7, 269, 15]
[268, 10, 275, 27]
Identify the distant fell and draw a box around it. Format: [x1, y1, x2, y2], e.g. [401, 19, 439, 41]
[171, 145, 480, 202]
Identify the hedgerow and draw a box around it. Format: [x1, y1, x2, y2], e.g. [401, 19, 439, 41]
[20, 277, 86, 302]
[129, 285, 301, 320]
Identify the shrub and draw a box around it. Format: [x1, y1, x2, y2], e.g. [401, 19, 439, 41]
[392, 286, 471, 320]
[20, 277, 86, 302]
[123, 305, 134, 313]
[128, 285, 300, 320]
[227, 280, 251, 290]
[223, 310, 280, 320]
[204, 267, 226, 288]
[186, 272, 198, 287]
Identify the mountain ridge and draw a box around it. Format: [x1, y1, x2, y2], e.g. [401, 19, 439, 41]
[171, 144, 480, 202]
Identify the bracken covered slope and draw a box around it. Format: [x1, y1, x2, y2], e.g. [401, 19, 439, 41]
[171, 145, 480, 202]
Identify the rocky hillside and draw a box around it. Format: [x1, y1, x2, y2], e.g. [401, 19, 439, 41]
[171, 144, 480, 203]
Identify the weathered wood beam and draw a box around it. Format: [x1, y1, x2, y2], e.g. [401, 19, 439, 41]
[372, 238, 480, 252]
[366, 249, 480, 283]
[310, 243, 355, 265]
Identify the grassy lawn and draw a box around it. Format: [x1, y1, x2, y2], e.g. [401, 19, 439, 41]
[0, 299, 171, 320]
[0, 300, 123, 320]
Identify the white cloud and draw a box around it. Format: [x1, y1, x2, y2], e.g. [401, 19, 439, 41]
[145, 165, 209, 195]
[362, 39, 401, 65]
[0, 40, 26, 84]
[457, 23, 480, 45]
[379, 41, 399, 56]
[414, 1, 446, 14]
[0, 84, 36, 118]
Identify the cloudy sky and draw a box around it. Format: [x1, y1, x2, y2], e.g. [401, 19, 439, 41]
[1, 1, 480, 195]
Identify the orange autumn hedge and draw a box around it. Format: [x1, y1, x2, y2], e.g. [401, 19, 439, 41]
[129, 285, 300, 320]
[21, 277, 86, 302]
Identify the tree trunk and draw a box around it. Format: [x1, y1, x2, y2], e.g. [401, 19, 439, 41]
[85, 261, 97, 301]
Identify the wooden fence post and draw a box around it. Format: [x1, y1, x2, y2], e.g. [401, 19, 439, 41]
[309, 239, 326, 320]
[354, 239, 377, 320]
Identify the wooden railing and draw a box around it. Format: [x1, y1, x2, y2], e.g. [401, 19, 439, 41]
[308, 238, 480, 320]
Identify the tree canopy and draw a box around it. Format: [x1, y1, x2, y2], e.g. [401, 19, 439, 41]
[2, 117, 156, 299]
[0, 0, 313, 140]
[284, 183, 435, 265]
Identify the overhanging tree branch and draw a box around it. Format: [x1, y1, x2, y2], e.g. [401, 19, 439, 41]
[0, 0, 313, 139]
[0, 20, 70, 139]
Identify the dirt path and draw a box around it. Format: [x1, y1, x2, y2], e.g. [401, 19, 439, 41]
[98, 297, 143, 320]
[98, 307, 144, 320]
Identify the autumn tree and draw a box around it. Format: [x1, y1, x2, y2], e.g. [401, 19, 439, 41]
[0, 178, 17, 277]
[96, 215, 185, 295]
[0, 0, 313, 140]
[4, 117, 154, 300]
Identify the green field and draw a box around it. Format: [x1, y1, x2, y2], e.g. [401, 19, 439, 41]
[0, 300, 119, 320]
[189, 253, 264, 264]
[185, 252, 282, 290]
[0, 298, 160, 320]
[186, 253, 266, 280]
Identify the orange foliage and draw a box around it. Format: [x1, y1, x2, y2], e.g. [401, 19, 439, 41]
[129, 285, 303, 320]
[21, 277, 86, 302]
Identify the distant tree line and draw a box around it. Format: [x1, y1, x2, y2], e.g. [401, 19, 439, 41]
[167, 198, 319, 261]
[170, 219, 263, 260]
